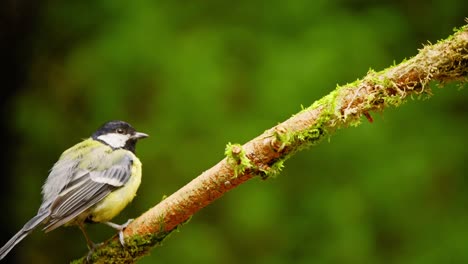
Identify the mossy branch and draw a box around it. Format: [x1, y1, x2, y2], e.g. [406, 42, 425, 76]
[73, 22, 468, 263]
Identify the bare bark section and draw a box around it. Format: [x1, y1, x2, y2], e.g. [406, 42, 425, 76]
[76, 24, 468, 263]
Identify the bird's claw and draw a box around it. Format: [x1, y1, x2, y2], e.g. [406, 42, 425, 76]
[104, 219, 134, 247]
[121, 218, 134, 229]
[118, 219, 133, 247]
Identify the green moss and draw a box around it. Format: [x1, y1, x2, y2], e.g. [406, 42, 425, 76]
[262, 124, 328, 180]
[225, 143, 254, 178]
[266, 159, 285, 178]
[295, 128, 323, 143]
[308, 88, 339, 112]
[70, 233, 160, 264]
[271, 126, 292, 152]
[70, 222, 181, 264]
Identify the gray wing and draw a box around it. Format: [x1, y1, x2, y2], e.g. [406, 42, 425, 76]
[42, 149, 133, 232]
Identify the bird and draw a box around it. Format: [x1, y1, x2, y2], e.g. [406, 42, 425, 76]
[0, 120, 148, 261]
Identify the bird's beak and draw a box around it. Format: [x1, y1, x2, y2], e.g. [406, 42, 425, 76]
[132, 132, 149, 140]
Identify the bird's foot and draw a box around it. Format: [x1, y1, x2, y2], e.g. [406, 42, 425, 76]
[104, 219, 134, 247]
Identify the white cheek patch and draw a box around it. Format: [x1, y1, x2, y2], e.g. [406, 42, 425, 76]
[97, 133, 130, 148]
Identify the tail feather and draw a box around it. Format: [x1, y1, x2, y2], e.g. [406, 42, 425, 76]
[0, 212, 48, 260]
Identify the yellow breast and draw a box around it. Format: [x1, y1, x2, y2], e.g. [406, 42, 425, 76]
[89, 155, 142, 222]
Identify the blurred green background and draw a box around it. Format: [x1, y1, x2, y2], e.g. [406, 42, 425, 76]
[0, 0, 467, 263]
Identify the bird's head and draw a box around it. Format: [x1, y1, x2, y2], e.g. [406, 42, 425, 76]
[92, 120, 148, 152]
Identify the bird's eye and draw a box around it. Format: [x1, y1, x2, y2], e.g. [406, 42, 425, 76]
[116, 128, 124, 134]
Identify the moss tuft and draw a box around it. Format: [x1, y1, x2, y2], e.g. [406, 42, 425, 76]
[225, 143, 254, 178]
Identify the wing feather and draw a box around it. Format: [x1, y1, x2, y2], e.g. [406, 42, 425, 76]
[89, 155, 132, 186]
[43, 181, 111, 232]
[41, 143, 133, 231]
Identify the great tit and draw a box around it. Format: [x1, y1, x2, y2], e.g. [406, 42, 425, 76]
[0, 120, 148, 260]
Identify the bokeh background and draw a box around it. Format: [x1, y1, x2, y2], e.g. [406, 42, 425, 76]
[1, 1, 467, 263]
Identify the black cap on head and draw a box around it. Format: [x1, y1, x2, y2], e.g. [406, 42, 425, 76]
[92, 120, 136, 139]
[91, 120, 148, 153]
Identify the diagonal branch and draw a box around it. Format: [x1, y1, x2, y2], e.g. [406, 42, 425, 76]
[74, 23, 468, 263]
